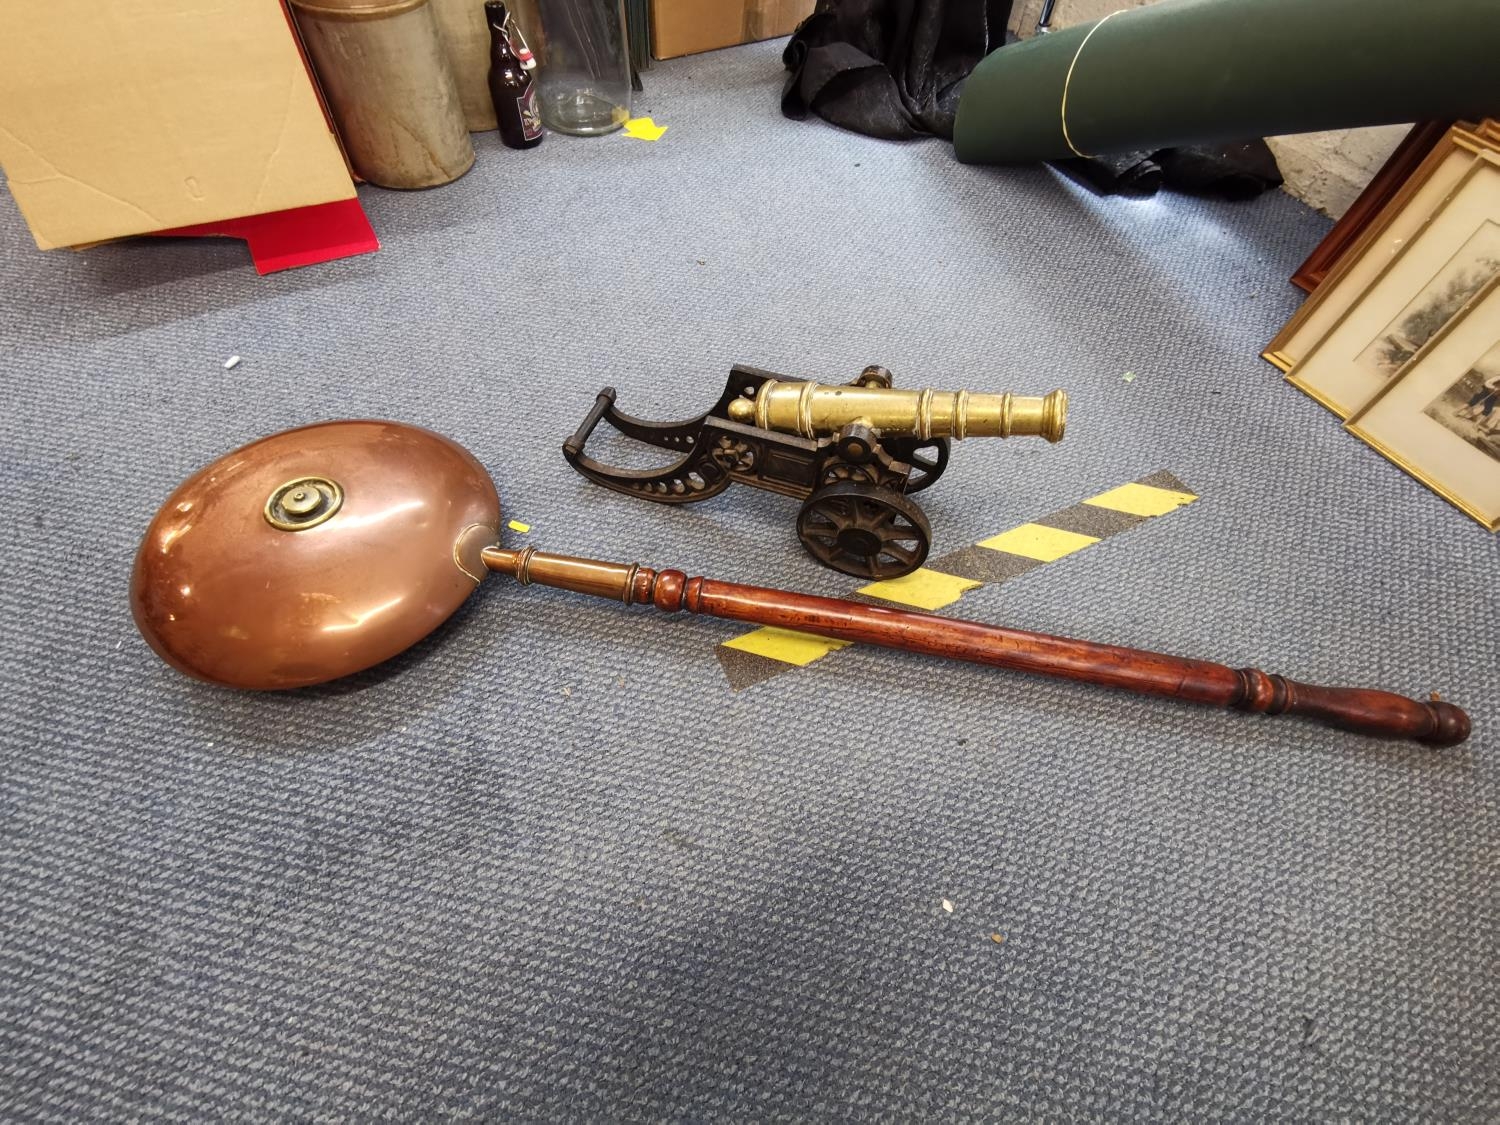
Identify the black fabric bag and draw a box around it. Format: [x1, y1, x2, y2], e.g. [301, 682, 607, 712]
[781, 0, 1014, 140]
[1053, 142, 1284, 201]
[781, 0, 1282, 199]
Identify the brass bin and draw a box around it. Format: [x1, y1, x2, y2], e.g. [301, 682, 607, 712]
[291, 0, 475, 189]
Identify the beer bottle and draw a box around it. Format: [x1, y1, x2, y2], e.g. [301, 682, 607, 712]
[485, 1, 543, 150]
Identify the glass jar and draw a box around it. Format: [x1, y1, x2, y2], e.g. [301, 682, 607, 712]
[530, 0, 632, 135]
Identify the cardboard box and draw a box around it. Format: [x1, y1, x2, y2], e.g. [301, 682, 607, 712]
[651, 0, 814, 60]
[0, 1, 355, 251]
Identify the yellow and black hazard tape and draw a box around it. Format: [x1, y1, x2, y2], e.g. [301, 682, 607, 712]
[714, 471, 1198, 690]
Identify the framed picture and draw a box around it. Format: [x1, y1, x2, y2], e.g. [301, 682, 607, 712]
[1263, 134, 1499, 373]
[1345, 277, 1500, 529]
[1290, 121, 1455, 294]
[1283, 153, 1500, 417]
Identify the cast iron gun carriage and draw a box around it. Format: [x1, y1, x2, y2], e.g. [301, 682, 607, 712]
[563, 364, 1068, 580]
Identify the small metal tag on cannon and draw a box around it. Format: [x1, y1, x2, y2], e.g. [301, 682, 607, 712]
[562, 364, 1068, 580]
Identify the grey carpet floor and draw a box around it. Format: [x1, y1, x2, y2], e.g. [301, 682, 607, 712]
[3, 40, 1497, 1122]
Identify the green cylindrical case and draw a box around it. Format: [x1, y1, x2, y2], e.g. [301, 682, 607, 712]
[954, 0, 1500, 165]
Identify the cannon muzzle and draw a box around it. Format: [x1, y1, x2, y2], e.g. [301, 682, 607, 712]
[726, 380, 1067, 443]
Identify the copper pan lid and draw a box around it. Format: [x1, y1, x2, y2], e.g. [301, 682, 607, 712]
[131, 420, 501, 690]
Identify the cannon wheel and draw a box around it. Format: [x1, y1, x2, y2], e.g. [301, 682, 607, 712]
[796, 481, 931, 580]
[880, 436, 950, 493]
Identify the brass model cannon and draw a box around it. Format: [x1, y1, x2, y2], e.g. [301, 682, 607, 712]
[563, 364, 1067, 580]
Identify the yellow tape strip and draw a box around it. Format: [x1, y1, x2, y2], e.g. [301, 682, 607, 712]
[721, 627, 852, 666]
[1083, 482, 1198, 518]
[717, 473, 1195, 673]
[857, 568, 983, 611]
[977, 523, 1100, 562]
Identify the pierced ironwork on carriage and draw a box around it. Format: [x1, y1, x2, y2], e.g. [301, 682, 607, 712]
[562, 364, 1066, 580]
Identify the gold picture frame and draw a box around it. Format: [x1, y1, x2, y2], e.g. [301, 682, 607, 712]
[1345, 276, 1500, 530]
[1283, 153, 1500, 418]
[1263, 129, 1499, 373]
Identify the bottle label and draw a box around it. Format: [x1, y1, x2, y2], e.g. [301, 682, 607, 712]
[518, 84, 542, 141]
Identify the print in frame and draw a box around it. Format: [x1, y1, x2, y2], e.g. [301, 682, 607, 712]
[1263, 136, 1500, 373]
[1284, 154, 1500, 417]
[1345, 276, 1500, 530]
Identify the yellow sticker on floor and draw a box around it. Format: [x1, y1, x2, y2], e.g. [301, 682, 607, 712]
[977, 523, 1100, 562]
[1083, 481, 1198, 518]
[721, 627, 851, 666]
[857, 568, 982, 610]
[622, 117, 668, 141]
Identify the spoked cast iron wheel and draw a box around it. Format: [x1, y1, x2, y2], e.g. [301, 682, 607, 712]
[796, 481, 932, 580]
[879, 435, 950, 493]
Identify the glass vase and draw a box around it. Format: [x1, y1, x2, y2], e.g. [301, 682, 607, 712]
[531, 0, 632, 136]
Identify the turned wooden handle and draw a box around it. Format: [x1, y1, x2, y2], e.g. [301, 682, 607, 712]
[1234, 674, 1469, 747]
[667, 576, 1468, 747]
[480, 548, 1470, 747]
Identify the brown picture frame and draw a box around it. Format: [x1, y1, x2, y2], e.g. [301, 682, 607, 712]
[1290, 121, 1454, 293]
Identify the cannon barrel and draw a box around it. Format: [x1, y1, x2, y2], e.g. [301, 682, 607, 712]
[725, 380, 1068, 443]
